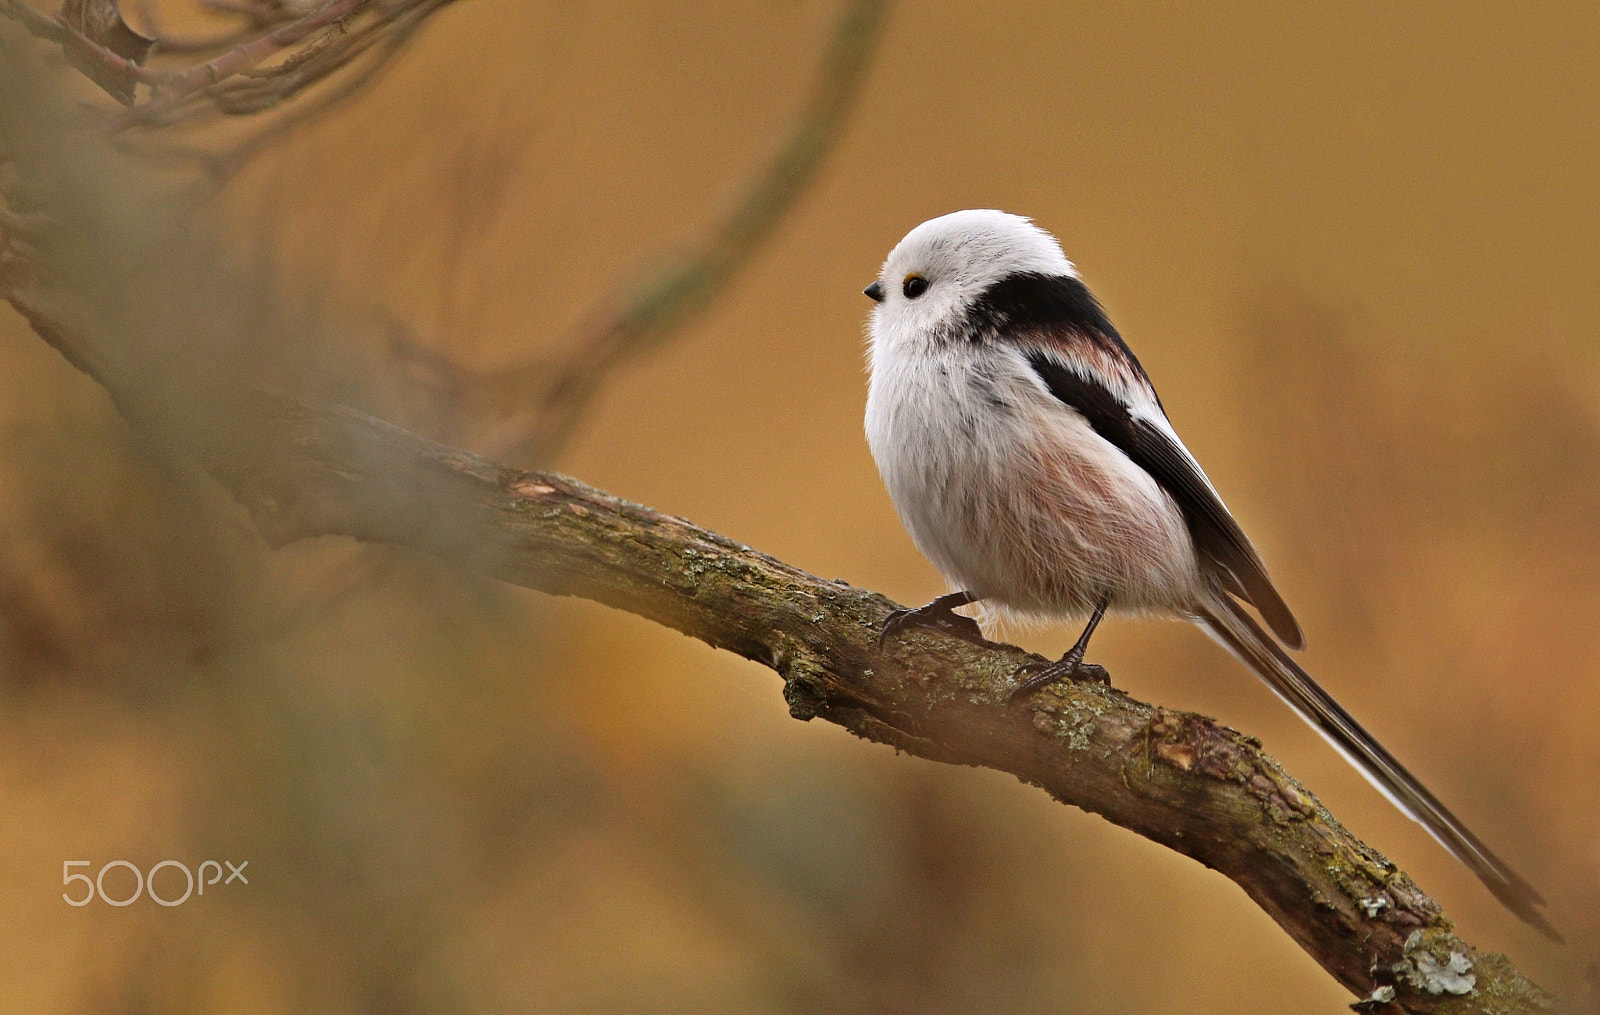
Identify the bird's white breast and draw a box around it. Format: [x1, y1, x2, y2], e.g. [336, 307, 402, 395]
[865, 336, 1203, 621]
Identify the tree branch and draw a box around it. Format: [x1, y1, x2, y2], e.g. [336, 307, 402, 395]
[193, 387, 1548, 1015]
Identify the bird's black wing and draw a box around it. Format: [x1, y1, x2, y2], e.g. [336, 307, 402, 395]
[1025, 349, 1305, 650]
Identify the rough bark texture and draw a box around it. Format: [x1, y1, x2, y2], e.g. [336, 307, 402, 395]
[196, 389, 1550, 1015]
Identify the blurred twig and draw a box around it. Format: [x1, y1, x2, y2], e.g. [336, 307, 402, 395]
[391, 0, 888, 464]
[0, 0, 459, 159]
[514, 0, 885, 463]
[107, 0, 372, 129]
[194, 0, 423, 175]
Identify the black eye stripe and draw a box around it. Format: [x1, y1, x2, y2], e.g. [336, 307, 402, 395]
[902, 275, 929, 299]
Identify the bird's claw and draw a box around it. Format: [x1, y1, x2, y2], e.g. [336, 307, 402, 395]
[878, 603, 985, 650]
[1008, 652, 1109, 702]
[1078, 663, 1110, 685]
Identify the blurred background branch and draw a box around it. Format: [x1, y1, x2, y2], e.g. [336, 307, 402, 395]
[2, 0, 887, 465]
[386, 0, 887, 465]
[1, 0, 456, 147]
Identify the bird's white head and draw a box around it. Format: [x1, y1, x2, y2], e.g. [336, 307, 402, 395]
[864, 209, 1078, 348]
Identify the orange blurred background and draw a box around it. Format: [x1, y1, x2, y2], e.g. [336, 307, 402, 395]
[2, 1, 1598, 1011]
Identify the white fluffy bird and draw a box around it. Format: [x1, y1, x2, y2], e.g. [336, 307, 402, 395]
[862, 209, 1554, 939]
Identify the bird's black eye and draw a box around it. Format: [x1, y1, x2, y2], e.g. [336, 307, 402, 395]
[902, 274, 929, 299]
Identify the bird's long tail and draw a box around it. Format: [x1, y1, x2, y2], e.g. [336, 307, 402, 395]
[1198, 589, 1559, 941]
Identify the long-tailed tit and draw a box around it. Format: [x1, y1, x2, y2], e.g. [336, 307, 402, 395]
[862, 209, 1555, 939]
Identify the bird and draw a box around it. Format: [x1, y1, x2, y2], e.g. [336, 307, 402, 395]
[861, 208, 1557, 940]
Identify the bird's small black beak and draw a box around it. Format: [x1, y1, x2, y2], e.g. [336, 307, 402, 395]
[863, 281, 885, 303]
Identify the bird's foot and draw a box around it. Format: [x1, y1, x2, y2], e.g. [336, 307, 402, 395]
[878, 599, 985, 650]
[1008, 647, 1110, 702]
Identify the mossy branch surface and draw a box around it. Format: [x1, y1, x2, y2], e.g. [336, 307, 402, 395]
[202, 389, 1550, 1015]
